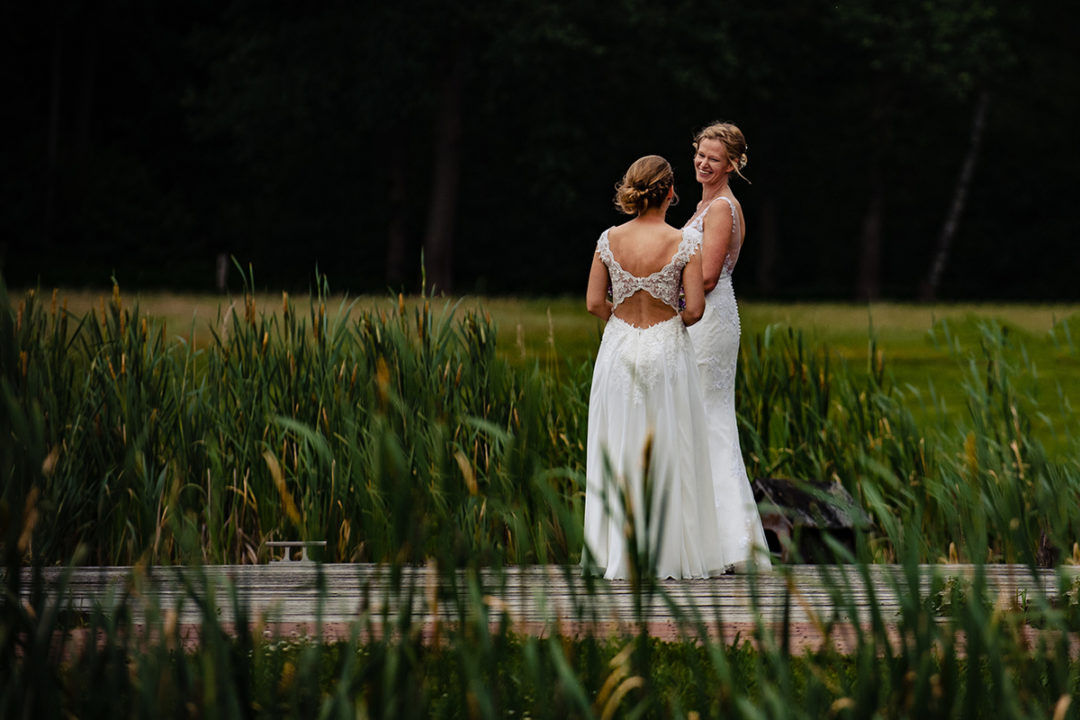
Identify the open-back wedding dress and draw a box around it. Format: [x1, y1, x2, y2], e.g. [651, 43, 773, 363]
[582, 227, 733, 580]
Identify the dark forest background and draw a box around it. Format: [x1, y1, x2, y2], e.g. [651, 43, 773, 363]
[3, 0, 1078, 300]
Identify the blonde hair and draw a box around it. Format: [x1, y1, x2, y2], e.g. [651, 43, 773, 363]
[693, 122, 750, 183]
[613, 155, 678, 215]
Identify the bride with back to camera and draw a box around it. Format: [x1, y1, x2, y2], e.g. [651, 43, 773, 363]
[581, 155, 736, 580]
[683, 121, 772, 572]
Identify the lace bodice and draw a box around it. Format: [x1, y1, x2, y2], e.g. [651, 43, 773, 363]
[683, 196, 741, 279]
[595, 228, 701, 311]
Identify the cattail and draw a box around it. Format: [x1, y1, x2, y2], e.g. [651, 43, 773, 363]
[42, 446, 60, 477]
[20, 350, 28, 378]
[454, 449, 478, 496]
[1010, 440, 1025, 480]
[546, 308, 555, 352]
[120, 353, 127, 376]
[15, 300, 23, 334]
[17, 488, 40, 554]
[375, 356, 390, 408]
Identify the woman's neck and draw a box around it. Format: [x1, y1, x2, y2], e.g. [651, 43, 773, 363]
[635, 204, 670, 222]
[699, 176, 730, 205]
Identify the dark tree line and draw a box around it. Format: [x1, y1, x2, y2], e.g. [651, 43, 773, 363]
[3, 0, 1078, 299]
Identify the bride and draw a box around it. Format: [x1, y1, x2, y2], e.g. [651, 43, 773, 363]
[582, 155, 732, 580]
[684, 122, 772, 572]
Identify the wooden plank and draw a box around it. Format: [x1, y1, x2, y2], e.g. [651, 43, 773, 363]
[12, 563, 1076, 629]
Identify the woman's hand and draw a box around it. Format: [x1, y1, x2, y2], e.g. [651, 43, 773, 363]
[680, 252, 705, 326]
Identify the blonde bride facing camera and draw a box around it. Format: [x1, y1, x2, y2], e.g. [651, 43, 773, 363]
[683, 122, 771, 572]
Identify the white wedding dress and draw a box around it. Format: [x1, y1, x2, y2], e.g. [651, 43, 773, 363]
[685, 197, 772, 571]
[582, 227, 732, 580]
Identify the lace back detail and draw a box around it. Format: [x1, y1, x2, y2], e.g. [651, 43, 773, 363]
[683, 196, 741, 277]
[596, 229, 701, 311]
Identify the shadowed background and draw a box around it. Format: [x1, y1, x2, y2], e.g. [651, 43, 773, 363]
[3, 0, 1077, 300]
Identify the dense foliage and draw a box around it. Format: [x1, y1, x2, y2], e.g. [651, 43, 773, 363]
[4, 279, 1080, 717]
[4, 526, 1080, 717]
[4, 0, 1079, 299]
[2, 279, 1079, 567]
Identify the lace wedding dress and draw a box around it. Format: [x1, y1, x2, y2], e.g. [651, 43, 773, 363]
[684, 197, 772, 571]
[582, 228, 731, 580]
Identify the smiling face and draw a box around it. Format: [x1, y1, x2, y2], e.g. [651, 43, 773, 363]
[693, 138, 734, 188]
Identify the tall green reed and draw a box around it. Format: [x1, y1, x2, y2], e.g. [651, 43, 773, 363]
[1, 271, 587, 566]
[6, 436, 1078, 718]
[735, 319, 1080, 565]
[4, 270, 1079, 567]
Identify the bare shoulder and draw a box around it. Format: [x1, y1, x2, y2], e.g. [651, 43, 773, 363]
[607, 218, 638, 242]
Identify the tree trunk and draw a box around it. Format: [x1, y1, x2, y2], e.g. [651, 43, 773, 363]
[755, 192, 779, 295]
[44, 21, 64, 249]
[855, 80, 895, 302]
[855, 172, 885, 301]
[384, 145, 410, 289]
[919, 90, 991, 301]
[422, 44, 465, 295]
[75, 15, 98, 163]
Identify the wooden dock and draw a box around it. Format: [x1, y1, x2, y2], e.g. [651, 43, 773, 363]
[15, 563, 1078, 647]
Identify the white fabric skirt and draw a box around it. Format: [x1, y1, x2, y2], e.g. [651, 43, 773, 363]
[582, 314, 732, 579]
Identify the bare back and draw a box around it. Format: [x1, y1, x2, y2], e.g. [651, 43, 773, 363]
[606, 221, 687, 327]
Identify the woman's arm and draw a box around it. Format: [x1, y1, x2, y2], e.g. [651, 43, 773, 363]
[681, 252, 705, 326]
[700, 201, 734, 293]
[585, 253, 612, 321]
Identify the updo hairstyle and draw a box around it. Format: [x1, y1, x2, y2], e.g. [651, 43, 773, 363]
[693, 122, 750, 183]
[613, 155, 678, 215]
